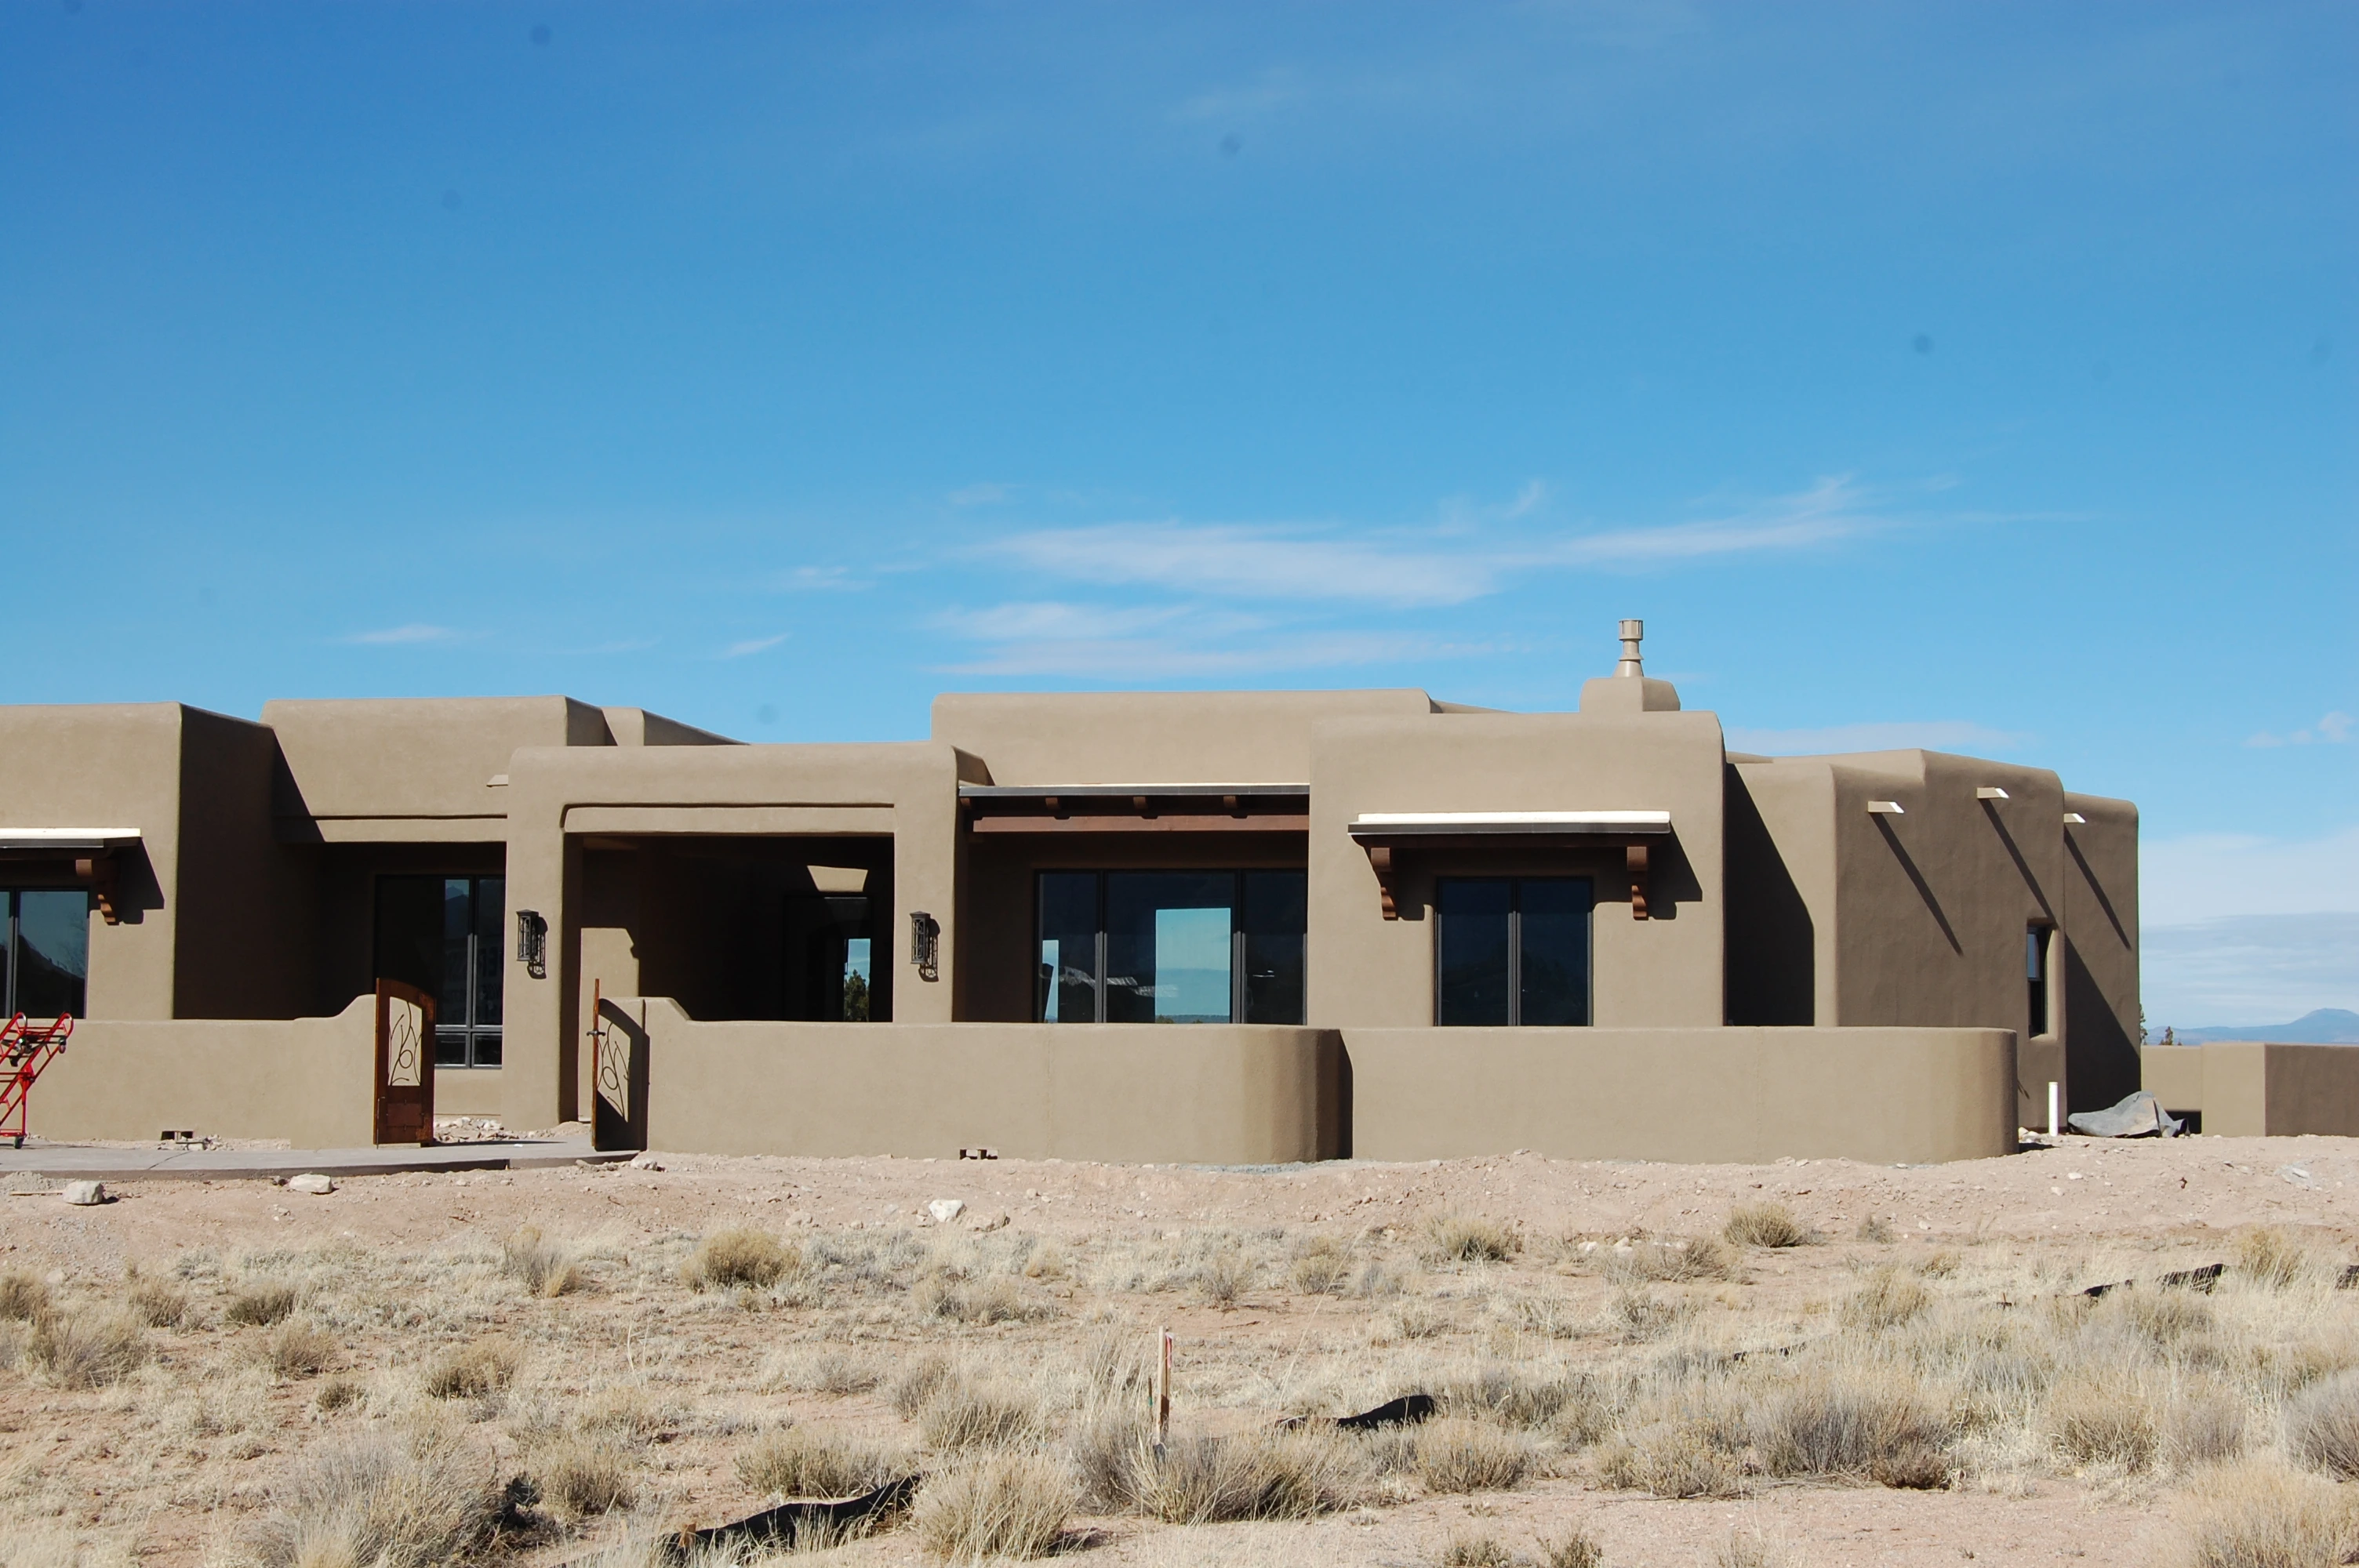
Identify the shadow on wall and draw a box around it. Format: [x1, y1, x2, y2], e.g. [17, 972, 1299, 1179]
[1874, 816, 1961, 954]
[593, 997, 649, 1152]
[2066, 943, 2139, 1112]
[1725, 772, 1812, 1025]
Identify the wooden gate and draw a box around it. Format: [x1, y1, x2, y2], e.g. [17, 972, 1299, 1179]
[374, 978, 436, 1145]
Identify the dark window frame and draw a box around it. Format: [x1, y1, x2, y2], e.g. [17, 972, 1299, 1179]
[1434, 875, 1595, 1027]
[2, 888, 91, 1021]
[374, 873, 505, 1069]
[2026, 924, 2052, 1039]
[1034, 869, 1307, 1025]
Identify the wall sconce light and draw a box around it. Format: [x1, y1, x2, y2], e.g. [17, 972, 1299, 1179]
[910, 910, 941, 982]
[516, 909, 548, 979]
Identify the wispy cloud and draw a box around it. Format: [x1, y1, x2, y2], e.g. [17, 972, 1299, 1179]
[780, 566, 868, 592]
[2144, 826, 2359, 925]
[2143, 913, 2359, 1028]
[1725, 720, 2029, 756]
[942, 629, 1474, 679]
[344, 623, 467, 645]
[976, 476, 1878, 611]
[947, 482, 1013, 507]
[2247, 710, 2354, 747]
[721, 633, 791, 659]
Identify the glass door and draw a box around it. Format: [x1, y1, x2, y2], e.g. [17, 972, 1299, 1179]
[2, 891, 89, 1019]
[373, 875, 504, 1066]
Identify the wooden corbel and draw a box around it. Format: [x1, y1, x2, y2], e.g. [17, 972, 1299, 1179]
[75, 855, 122, 925]
[1366, 844, 1400, 920]
[1626, 844, 1649, 921]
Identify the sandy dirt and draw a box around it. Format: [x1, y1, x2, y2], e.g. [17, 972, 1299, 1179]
[3, 1133, 2355, 1566]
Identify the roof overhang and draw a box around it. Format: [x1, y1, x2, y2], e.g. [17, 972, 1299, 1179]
[0, 829, 141, 924]
[0, 828, 143, 851]
[959, 783, 1310, 835]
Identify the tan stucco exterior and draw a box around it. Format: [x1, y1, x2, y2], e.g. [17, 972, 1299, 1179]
[2141, 1043, 2359, 1138]
[0, 633, 2150, 1163]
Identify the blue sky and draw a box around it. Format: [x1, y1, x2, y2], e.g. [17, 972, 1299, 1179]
[3, 2, 2351, 1027]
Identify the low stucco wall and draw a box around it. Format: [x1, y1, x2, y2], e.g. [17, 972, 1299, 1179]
[1345, 1026, 2018, 1164]
[616, 1000, 1343, 1163]
[31, 996, 376, 1149]
[434, 1069, 505, 1117]
[2141, 1043, 2359, 1138]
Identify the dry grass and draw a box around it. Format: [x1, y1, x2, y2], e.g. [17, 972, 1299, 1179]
[1416, 1417, 1533, 1494]
[1722, 1203, 1812, 1249]
[256, 1318, 336, 1379]
[125, 1272, 191, 1329]
[1752, 1367, 1950, 1481]
[1538, 1529, 1605, 1568]
[918, 1272, 1049, 1325]
[1594, 1423, 1747, 1498]
[2047, 1375, 2159, 1472]
[1841, 1267, 1932, 1330]
[315, 1374, 365, 1413]
[1117, 1426, 1372, 1523]
[890, 1352, 959, 1418]
[500, 1225, 584, 1298]
[736, 1425, 910, 1499]
[224, 1281, 298, 1327]
[1602, 1234, 1735, 1284]
[423, 1335, 522, 1399]
[2235, 1227, 2309, 1290]
[2174, 1460, 2359, 1568]
[1856, 1215, 1899, 1243]
[530, 1434, 636, 1518]
[1290, 1235, 1353, 1295]
[912, 1452, 1074, 1562]
[918, 1375, 1051, 1453]
[0, 1269, 49, 1322]
[1195, 1247, 1252, 1308]
[25, 1307, 149, 1390]
[682, 1226, 798, 1291]
[1425, 1214, 1521, 1265]
[253, 1428, 503, 1568]
[2286, 1369, 2359, 1478]
[1441, 1533, 1517, 1567]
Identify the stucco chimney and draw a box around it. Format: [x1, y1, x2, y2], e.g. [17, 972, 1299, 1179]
[1580, 618, 1681, 714]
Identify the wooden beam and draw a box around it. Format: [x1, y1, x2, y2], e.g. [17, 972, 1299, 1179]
[1627, 844, 1649, 920]
[968, 815, 1309, 835]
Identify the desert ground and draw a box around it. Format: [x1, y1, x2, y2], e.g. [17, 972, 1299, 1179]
[5, 1131, 2359, 1568]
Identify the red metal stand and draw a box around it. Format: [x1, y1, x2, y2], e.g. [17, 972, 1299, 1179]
[0, 1013, 74, 1149]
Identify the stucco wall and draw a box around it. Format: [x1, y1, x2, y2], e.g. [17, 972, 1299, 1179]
[1306, 710, 1728, 1029]
[2062, 793, 2141, 1111]
[1347, 1025, 2017, 1163]
[264, 695, 607, 827]
[2139, 1043, 2359, 1138]
[932, 689, 1437, 786]
[32, 996, 377, 1148]
[612, 998, 1343, 1163]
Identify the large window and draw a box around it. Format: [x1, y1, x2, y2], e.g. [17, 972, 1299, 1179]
[1037, 870, 1306, 1025]
[2026, 924, 2052, 1037]
[3, 891, 89, 1020]
[784, 894, 874, 1021]
[1436, 877, 1592, 1025]
[374, 876, 504, 1067]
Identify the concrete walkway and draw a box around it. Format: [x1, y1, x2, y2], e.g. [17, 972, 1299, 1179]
[0, 1139, 632, 1182]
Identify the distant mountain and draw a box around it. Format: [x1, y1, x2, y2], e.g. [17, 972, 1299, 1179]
[2169, 1008, 2359, 1044]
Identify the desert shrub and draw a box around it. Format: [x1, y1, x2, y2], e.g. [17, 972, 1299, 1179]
[1442, 1533, 1517, 1567]
[737, 1425, 909, 1500]
[1196, 1247, 1252, 1308]
[2119, 1289, 2215, 1345]
[2175, 1460, 2359, 1568]
[2047, 1377, 2159, 1471]
[500, 1225, 583, 1298]
[532, 1435, 636, 1517]
[1722, 1203, 1811, 1249]
[27, 1307, 149, 1389]
[918, 1272, 1048, 1325]
[1416, 1417, 1532, 1494]
[2237, 1227, 2308, 1290]
[918, 1377, 1050, 1453]
[1594, 1423, 1745, 1498]
[1717, 1534, 1778, 1568]
[2288, 1370, 2359, 1479]
[912, 1453, 1074, 1562]
[253, 1429, 503, 1568]
[1078, 1330, 1150, 1397]
[2167, 1382, 2248, 1469]
[767, 1348, 881, 1396]
[315, 1375, 365, 1414]
[890, 1352, 958, 1419]
[1752, 1369, 1950, 1479]
[1605, 1235, 1735, 1284]
[682, 1227, 797, 1292]
[1842, 1268, 1932, 1331]
[226, 1281, 298, 1327]
[0, 1269, 51, 1322]
[1607, 1287, 1692, 1342]
[1125, 1427, 1371, 1523]
[1291, 1236, 1352, 1296]
[1425, 1215, 1520, 1265]
[423, 1337, 522, 1400]
[127, 1273, 192, 1329]
[1856, 1215, 1898, 1243]
[260, 1319, 336, 1379]
[1539, 1529, 1605, 1568]
[1441, 1364, 1588, 1432]
[1916, 1250, 1961, 1278]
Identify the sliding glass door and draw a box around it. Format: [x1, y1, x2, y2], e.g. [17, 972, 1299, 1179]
[1036, 870, 1306, 1025]
[2, 891, 89, 1020]
[374, 875, 504, 1066]
[1435, 877, 1593, 1025]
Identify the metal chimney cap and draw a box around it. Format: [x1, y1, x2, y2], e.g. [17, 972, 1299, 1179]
[1615, 619, 1645, 677]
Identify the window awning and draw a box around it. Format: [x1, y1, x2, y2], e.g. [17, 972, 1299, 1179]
[1346, 811, 1671, 924]
[0, 829, 140, 924]
[0, 828, 142, 851]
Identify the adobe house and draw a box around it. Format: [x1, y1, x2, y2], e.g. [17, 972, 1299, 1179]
[5, 624, 2141, 1164]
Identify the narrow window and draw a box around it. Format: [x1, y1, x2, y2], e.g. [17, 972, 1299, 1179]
[1035, 869, 1307, 1024]
[2, 890, 90, 1020]
[783, 894, 874, 1020]
[1437, 877, 1594, 1026]
[2026, 924, 2051, 1038]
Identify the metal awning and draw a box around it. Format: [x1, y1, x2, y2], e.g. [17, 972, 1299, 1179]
[1346, 811, 1672, 924]
[0, 828, 142, 851]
